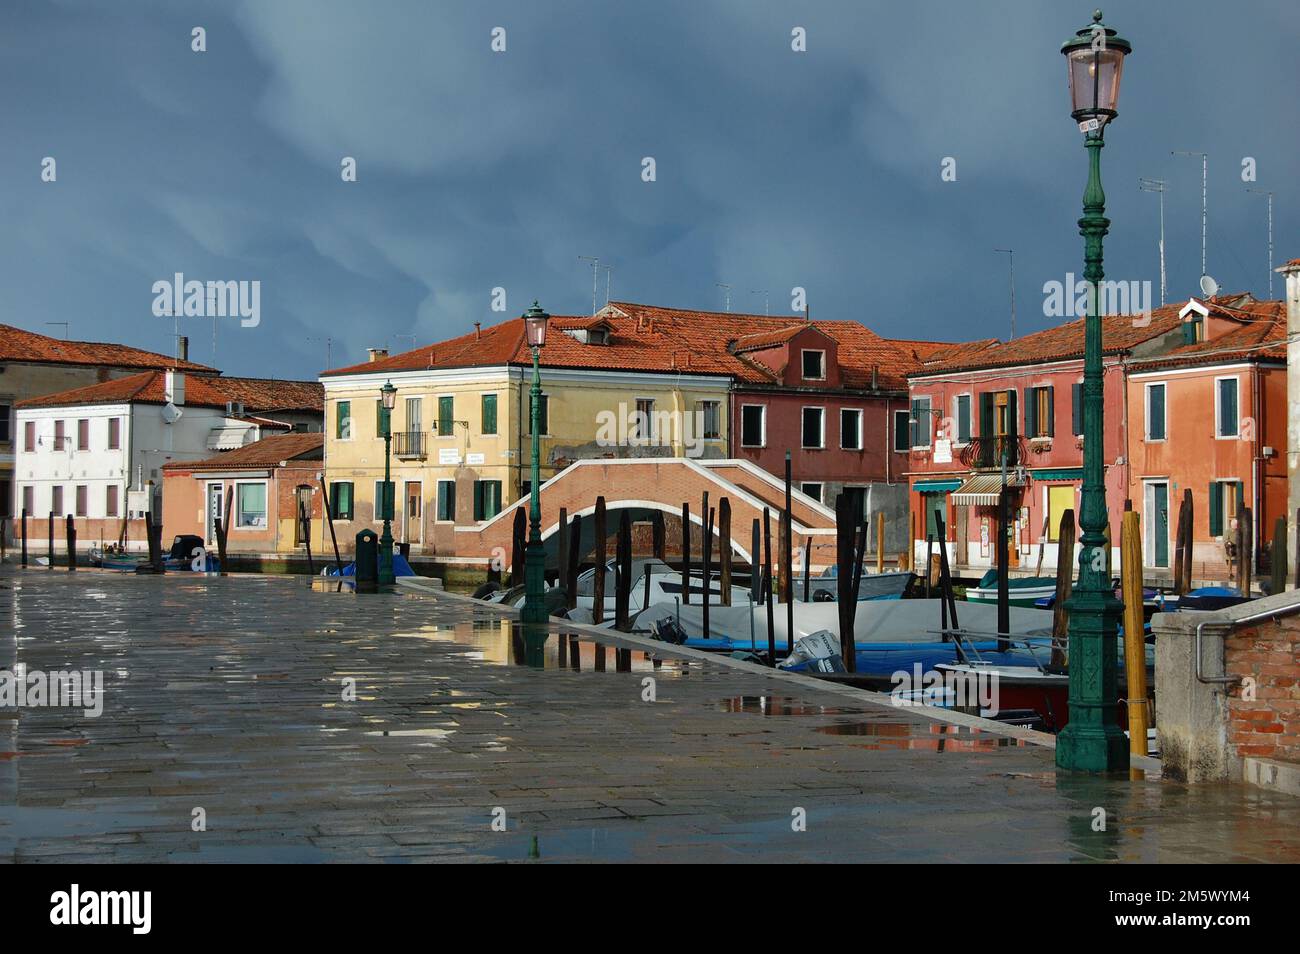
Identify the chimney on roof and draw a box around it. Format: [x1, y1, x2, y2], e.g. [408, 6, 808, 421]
[164, 370, 185, 406]
[367, 348, 388, 362]
[871, 365, 878, 390]
[177, 336, 188, 362]
[1279, 258, 1300, 572]
[474, 321, 481, 340]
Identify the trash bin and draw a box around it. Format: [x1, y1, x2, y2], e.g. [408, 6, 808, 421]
[355, 529, 378, 584]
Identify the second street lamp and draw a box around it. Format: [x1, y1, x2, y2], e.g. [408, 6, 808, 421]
[521, 302, 550, 626]
[1056, 10, 1131, 773]
[378, 379, 397, 586]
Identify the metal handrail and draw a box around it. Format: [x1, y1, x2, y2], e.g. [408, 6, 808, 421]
[928, 628, 1058, 675]
[1194, 600, 1300, 685]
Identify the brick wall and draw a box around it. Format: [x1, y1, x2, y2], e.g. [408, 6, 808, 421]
[1225, 615, 1300, 764]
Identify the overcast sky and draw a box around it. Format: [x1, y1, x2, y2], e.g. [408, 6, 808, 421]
[3, 0, 1296, 379]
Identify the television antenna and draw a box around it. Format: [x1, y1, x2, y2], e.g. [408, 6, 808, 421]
[715, 283, 732, 312]
[1139, 178, 1167, 307]
[578, 256, 600, 316]
[1246, 187, 1274, 298]
[1172, 150, 1208, 283]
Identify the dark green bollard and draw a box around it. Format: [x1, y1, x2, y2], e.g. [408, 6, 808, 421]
[355, 529, 379, 587]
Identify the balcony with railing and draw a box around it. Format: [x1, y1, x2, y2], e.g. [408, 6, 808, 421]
[959, 434, 1027, 471]
[393, 431, 426, 459]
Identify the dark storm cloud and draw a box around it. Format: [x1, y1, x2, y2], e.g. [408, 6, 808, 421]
[2, 0, 1296, 378]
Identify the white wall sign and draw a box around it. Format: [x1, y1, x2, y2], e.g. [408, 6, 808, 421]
[438, 448, 461, 465]
[466, 453, 485, 465]
[932, 439, 952, 464]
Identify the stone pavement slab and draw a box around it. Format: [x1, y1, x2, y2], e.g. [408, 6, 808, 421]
[1, 568, 1298, 863]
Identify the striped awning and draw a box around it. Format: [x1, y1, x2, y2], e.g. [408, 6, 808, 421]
[951, 474, 1011, 506]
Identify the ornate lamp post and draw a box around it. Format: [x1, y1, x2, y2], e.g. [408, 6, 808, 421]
[378, 379, 398, 585]
[521, 302, 550, 626]
[1056, 10, 1131, 772]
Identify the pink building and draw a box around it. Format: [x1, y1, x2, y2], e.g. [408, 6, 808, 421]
[905, 306, 1186, 574]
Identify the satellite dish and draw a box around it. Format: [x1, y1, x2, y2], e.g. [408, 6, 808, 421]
[161, 402, 183, 425]
[1199, 274, 1220, 298]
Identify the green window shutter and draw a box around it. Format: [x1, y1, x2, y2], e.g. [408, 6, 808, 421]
[437, 396, 453, 436]
[336, 401, 351, 439]
[1024, 387, 1037, 438]
[893, 410, 908, 451]
[956, 395, 970, 443]
[1006, 389, 1018, 439]
[1044, 387, 1055, 437]
[334, 482, 353, 520]
[485, 481, 501, 519]
[1149, 386, 1165, 440]
[1209, 482, 1222, 536]
[1218, 380, 1238, 436]
[1071, 383, 1082, 436]
[979, 392, 994, 438]
[481, 394, 497, 434]
[473, 481, 484, 521]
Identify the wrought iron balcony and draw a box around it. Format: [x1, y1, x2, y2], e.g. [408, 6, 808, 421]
[392, 431, 426, 459]
[959, 434, 1027, 470]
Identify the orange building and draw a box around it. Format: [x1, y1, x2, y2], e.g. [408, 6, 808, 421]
[161, 433, 324, 559]
[1125, 294, 1286, 580]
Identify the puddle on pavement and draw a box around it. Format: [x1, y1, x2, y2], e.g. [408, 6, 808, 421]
[718, 695, 871, 717]
[386, 617, 688, 676]
[815, 720, 1029, 752]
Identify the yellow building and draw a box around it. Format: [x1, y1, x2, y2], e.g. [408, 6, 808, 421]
[319, 309, 735, 560]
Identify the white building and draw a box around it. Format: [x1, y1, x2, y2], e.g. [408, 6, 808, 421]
[14, 369, 323, 551]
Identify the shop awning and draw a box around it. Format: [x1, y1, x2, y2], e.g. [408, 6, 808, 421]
[913, 479, 962, 493]
[951, 474, 1013, 506]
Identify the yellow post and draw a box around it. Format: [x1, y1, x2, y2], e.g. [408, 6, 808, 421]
[1121, 510, 1149, 763]
[876, 513, 885, 574]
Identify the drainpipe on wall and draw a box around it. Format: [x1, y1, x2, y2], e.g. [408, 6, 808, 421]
[1119, 356, 1131, 506]
[1252, 362, 1262, 577]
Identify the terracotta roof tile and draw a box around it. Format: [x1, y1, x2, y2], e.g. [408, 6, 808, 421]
[0, 323, 216, 372]
[1129, 298, 1287, 369]
[16, 371, 324, 412]
[910, 303, 1194, 376]
[324, 301, 952, 393]
[162, 433, 324, 472]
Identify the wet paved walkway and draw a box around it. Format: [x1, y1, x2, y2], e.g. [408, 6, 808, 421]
[2, 567, 1298, 863]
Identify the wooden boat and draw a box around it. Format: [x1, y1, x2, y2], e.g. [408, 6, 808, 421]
[801, 566, 914, 602]
[964, 570, 1057, 607]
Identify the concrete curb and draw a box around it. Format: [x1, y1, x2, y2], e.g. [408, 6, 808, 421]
[395, 577, 1070, 753]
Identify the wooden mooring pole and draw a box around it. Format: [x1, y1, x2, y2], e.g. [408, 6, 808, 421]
[763, 507, 775, 666]
[319, 478, 341, 575]
[718, 498, 732, 605]
[1121, 510, 1149, 762]
[566, 513, 582, 611]
[1050, 509, 1076, 669]
[65, 515, 76, 570]
[680, 501, 691, 605]
[593, 497, 607, 625]
[615, 509, 632, 632]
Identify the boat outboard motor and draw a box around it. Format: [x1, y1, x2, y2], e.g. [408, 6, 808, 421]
[169, 534, 205, 562]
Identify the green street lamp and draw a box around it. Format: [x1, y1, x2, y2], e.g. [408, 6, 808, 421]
[521, 302, 550, 626]
[1056, 10, 1131, 773]
[378, 379, 398, 586]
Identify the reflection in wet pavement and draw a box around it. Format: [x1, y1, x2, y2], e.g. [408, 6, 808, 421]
[3, 569, 1300, 863]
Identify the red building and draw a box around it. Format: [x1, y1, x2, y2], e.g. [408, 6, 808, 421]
[1125, 294, 1287, 579]
[601, 303, 970, 555]
[905, 304, 1188, 574]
